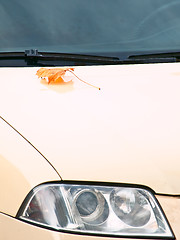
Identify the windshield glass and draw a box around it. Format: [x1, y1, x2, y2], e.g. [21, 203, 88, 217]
[1, 0, 180, 57]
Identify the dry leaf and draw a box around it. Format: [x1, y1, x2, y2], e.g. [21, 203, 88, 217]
[36, 67, 74, 84]
[36, 67, 100, 90]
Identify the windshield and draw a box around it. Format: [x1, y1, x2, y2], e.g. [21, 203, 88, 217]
[1, 0, 180, 58]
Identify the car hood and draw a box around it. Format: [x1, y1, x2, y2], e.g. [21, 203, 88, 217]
[1, 63, 180, 195]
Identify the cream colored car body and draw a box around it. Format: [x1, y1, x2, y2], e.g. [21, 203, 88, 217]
[0, 63, 180, 239]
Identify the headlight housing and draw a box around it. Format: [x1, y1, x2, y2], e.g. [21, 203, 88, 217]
[17, 182, 174, 238]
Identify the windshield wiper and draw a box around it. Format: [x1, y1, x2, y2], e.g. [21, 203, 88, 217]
[0, 49, 177, 67]
[0, 49, 120, 65]
[128, 51, 180, 62]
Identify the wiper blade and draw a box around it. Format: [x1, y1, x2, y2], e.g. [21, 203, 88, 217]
[128, 51, 180, 62]
[0, 49, 120, 64]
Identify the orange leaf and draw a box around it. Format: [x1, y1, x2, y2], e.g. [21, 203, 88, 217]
[36, 67, 74, 84]
[36, 67, 100, 90]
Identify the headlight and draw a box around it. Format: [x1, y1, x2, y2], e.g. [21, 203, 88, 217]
[17, 182, 174, 238]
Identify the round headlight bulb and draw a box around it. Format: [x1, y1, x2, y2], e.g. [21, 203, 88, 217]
[110, 188, 151, 227]
[73, 189, 109, 225]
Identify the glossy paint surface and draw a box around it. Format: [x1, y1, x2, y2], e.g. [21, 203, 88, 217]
[1, 63, 180, 239]
[0, 63, 180, 195]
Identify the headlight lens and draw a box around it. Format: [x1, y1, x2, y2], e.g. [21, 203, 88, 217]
[17, 183, 174, 238]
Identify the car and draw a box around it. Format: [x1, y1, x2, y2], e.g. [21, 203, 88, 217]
[0, 0, 180, 239]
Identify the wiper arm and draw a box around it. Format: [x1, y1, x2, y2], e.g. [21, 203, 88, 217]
[25, 49, 121, 63]
[0, 49, 120, 64]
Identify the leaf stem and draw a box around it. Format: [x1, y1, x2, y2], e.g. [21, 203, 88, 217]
[68, 69, 100, 90]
